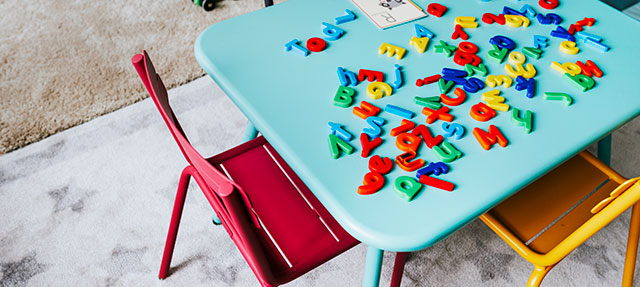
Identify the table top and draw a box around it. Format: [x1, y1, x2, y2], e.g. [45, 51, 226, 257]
[195, 0, 640, 251]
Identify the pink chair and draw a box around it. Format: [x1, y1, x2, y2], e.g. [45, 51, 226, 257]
[132, 51, 359, 286]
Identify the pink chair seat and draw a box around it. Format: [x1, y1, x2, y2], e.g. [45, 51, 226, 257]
[207, 136, 358, 285]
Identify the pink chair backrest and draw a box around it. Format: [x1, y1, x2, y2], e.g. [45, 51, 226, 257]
[131, 53, 228, 193]
[132, 52, 276, 283]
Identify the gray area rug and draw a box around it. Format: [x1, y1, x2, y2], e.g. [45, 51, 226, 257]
[1, 76, 640, 287]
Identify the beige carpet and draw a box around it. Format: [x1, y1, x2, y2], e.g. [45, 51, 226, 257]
[0, 0, 281, 153]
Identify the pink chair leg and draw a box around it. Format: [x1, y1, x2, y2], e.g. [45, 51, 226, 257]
[390, 252, 408, 287]
[159, 166, 194, 279]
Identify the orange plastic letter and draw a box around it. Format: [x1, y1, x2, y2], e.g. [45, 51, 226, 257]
[470, 102, 497, 122]
[390, 119, 416, 136]
[396, 133, 422, 153]
[422, 106, 454, 124]
[353, 101, 381, 119]
[473, 125, 509, 150]
[395, 152, 425, 172]
[440, 87, 467, 106]
[357, 172, 384, 195]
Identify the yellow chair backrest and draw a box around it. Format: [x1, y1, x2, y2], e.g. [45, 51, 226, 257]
[540, 177, 640, 267]
[591, 178, 640, 214]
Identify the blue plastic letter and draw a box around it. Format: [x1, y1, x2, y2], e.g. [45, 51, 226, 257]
[490, 35, 516, 51]
[363, 116, 385, 138]
[328, 122, 353, 142]
[415, 24, 434, 39]
[441, 122, 465, 140]
[322, 22, 345, 41]
[533, 35, 549, 49]
[337, 67, 358, 87]
[284, 39, 309, 56]
[335, 9, 356, 25]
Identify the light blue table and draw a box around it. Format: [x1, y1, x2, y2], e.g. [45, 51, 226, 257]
[195, 0, 640, 285]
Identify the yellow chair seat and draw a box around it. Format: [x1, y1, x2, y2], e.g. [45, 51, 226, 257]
[489, 153, 623, 253]
[480, 151, 640, 287]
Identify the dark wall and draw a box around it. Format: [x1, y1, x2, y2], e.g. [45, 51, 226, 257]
[601, 0, 639, 10]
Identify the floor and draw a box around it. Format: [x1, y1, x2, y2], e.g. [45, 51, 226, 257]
[1, 75, 640, 286]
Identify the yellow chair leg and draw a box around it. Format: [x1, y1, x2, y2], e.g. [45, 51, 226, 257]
[527, 265, 554, 287]
[622, 203, 640, 287]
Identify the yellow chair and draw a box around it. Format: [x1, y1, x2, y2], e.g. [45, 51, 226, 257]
[479, 151, 640, 287]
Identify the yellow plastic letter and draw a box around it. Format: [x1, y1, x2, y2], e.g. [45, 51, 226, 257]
[379, 43, 406, 60]
[367, 82, 393, 99]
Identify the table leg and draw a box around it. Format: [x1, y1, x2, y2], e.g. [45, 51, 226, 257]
[597, 134, 612, 166]
[243, 122, 258, 142]
[363, 246, 383, 287]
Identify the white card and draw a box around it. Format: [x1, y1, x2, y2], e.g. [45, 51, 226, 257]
[351, 0, 427, 29]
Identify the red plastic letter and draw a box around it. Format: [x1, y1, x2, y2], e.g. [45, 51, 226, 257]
[473, 125, 509, 150]
[576, 17, 596, 26]
[453, 51, 474, 66]
[411, 124, 443, 149]
[357, 172, 384, 195]
[458, 42, 479, 54]
[567, 24, 582, 35]
[576, 60, 603, 78]
[369, 155, 393, 175]
[358, 69, 385, 82]
[427, 3, 448, 17]
[451, 25, 469, 40]
[539, 0, 559, 9]
[306, 37, 327, 52]
[482, 13, 505, 25]
[419, 175, 455, 191]
[360, 133, 383, 157]
[417, 74, 441, 87]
